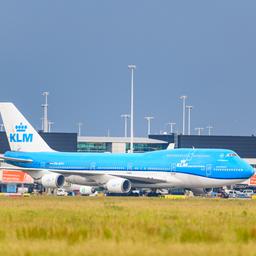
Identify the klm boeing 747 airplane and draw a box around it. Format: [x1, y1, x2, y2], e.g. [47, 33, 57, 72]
[0, 102, 254, 194]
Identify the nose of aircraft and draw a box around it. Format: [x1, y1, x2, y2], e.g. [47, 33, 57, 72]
[244, 163, 255, 179]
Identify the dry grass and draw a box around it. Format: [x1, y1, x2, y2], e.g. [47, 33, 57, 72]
[0, 196, 256, 255]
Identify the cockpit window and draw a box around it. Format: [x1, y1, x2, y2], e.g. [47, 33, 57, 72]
[227, 153, 238, 157]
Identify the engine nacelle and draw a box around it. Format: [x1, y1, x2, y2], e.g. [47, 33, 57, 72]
[190, 188, 213, 196]
[79, 186, 96, 195]
[41, 173, 65, 189]
[106, 178, 131, 193]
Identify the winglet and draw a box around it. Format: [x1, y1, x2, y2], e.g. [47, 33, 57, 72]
[167, 143, 175, 150]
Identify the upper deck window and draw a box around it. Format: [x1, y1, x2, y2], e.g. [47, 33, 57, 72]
[227, 153, 238, 157]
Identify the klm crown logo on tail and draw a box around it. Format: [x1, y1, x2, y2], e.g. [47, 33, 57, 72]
[10, 122, 33, 143]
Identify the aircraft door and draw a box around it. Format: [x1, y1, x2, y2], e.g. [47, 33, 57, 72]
[171, 163, 176, 172]
[40, 162, 46, 168]
[206, 164, 212, 177]
[126, 163, 133, 174]
[90, 162, 96, 170]
[127, 163, 132, 171]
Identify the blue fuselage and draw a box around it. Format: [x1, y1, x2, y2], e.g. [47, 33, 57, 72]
[4, 148, 254, 180]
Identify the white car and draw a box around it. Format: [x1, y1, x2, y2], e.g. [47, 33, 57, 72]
[243, 189, 254, 197]
[226, 190, 237, 198]
[226, 190, 249, 198]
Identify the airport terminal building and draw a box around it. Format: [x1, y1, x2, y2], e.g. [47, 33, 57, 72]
[77, 136, 168, 153]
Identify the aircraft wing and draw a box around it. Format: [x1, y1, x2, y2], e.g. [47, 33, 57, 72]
[0, 166, 165, 185]
[45, 169, 164, 184]
[51, 169, 165, 184]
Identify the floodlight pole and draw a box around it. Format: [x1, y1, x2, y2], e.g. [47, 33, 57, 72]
[128, 65, 136, 153]
[121, 114, 130, 137]
[145, 116, 154, 135]
[195, 127, 204, 135]
[206, 125, 213, 135]
[42, 92, 49, 132]
[186, 105, 193, 135]
[180, 95, 187, 135]
[78, 122, 83, 136]
[48, 121, 54, 132]
[167, 122, 176, 133]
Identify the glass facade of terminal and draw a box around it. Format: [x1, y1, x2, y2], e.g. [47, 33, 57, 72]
[77, 142, 167, 153]
[125, 143, 167, 153]
[77, 142, 112, 152]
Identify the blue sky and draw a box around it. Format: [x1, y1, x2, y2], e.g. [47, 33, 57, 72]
[0, 1, 255, 136]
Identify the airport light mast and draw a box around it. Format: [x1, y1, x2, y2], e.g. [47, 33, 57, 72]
[77, 122, 83, 137]
[167, 122, 176, 133]
[180, 95, 187, 135]
[42, 92, 49, 132]
[206, 125, 213, 136]
[121, 114, 130, 137]
[40, 117, 43, 131]
[144, 116, 154, 135]
[48, 121, 54, 132]
[195, 127, 204, 135]
[128, 64, 136, 153]
[186, 105, 193, 135]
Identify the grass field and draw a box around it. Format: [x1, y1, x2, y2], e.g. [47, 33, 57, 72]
[1, 196, 256, 256]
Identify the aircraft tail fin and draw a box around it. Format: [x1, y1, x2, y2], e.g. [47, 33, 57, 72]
[0, 102, 54, 152]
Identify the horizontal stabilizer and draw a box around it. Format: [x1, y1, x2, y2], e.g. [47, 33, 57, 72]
[0, 155, 33, 163]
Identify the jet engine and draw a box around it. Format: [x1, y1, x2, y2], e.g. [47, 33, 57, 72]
[190, 188, 213, 196]
[106, 178, 131, 193]
[80, 186, 96, 195]
[41, 173, 65, 189]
